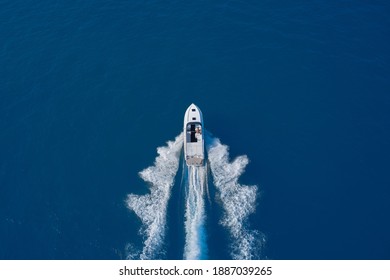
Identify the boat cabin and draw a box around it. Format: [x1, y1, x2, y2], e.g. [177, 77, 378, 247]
[186, 122, 203, 143]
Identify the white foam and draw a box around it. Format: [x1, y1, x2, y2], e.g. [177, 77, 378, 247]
[126, 133, 183, 260]
[207, 135, 263, 259]
[183, 165, 208, 259]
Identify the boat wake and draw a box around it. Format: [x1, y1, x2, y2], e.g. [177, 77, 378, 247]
[207, 135, 264, 260]
[125, 133, 183, 260]
[183, 164, 208, 259]
[126, 132, 263, 259]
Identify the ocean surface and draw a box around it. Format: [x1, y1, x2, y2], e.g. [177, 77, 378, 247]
[1, 0, 390, 259]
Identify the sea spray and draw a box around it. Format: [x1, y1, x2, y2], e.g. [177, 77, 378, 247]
[183, 165, 208, 259]
[207, 135, 263, 259]
[126, 133, 183, 259]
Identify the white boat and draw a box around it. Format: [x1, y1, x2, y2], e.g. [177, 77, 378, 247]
[183, 103, 204, 166]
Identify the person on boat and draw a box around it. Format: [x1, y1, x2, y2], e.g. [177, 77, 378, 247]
[195, 127, 202, 140]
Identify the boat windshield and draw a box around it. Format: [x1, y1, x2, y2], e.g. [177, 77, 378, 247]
[186, 123, 202, 143]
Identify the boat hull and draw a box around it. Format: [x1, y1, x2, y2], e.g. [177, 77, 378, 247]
[183, 104, 204, 166]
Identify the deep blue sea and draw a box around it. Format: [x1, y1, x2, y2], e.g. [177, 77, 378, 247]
[1, 0, 389, 260]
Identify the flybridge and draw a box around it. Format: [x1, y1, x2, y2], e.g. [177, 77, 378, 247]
[183, 103, 205, 166]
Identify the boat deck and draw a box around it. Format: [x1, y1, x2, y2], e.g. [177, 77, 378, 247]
[186, 156, 203, 166]
[185, 133, 204, 166]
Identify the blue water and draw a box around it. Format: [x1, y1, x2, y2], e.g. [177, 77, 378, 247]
[1, 0, 390, 259]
